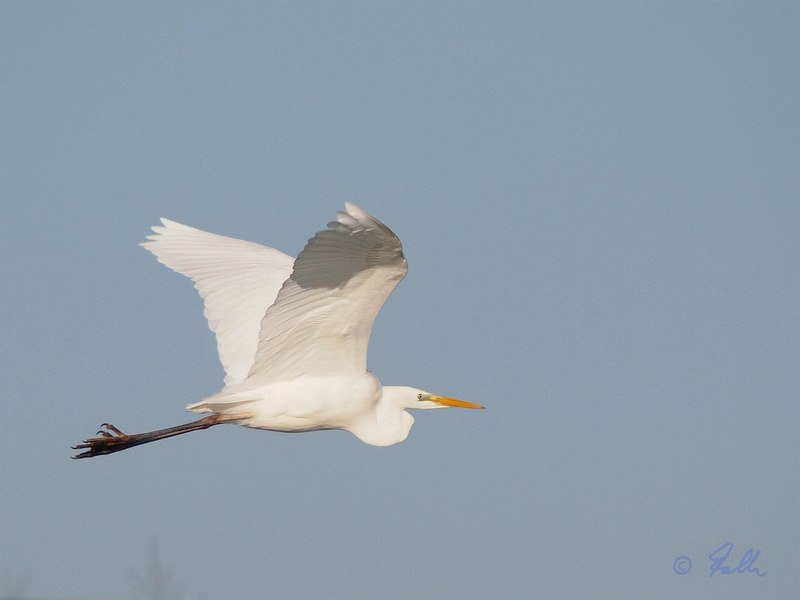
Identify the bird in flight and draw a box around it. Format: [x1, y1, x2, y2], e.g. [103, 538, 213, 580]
[73, 203, 482, 458]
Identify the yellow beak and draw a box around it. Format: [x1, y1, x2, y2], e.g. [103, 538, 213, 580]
[428, 395, 485, 409]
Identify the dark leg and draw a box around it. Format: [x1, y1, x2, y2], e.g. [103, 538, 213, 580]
[71, 413, 245, 459]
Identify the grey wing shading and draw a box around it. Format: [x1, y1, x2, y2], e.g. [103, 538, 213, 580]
[246, 203, 408, 383]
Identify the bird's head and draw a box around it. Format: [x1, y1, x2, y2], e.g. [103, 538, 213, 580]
[351, 386, 484, 446]
[384, 386, 484, 411]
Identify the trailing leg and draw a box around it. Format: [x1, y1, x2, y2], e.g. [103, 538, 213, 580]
[71, 414, 244, 459]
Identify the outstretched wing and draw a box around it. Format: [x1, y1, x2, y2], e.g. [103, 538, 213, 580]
[141, 219, 295, 386]
[246, 203, 408, 384]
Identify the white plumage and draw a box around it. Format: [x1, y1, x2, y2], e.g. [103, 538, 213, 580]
[73, 204, 482, 458]
[142, 218, 295, 386]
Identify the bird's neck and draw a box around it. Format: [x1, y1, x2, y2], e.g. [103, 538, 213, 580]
[348, 387, 415, 447]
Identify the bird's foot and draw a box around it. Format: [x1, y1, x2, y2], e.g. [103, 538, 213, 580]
[100, 422, 126, 436]
[72, 423, 132, 459]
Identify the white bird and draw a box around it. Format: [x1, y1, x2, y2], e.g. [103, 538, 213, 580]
[73, 203, 482, 458]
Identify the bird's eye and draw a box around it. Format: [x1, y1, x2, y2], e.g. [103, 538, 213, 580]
[417, 393, 423, 400]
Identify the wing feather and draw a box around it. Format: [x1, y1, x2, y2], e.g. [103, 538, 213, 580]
[246, 203, 407, 383]
[141, 218, 294, 386]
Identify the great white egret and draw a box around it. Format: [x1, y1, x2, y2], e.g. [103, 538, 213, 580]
[73, 204, 482, 458]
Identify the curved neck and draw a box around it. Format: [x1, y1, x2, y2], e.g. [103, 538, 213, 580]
[348, 387, 415, 447]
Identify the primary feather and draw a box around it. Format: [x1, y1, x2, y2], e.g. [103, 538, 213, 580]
[141, 218, 294, 386]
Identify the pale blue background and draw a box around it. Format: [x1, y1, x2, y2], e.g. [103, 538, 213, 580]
[1, 2, 798, 599]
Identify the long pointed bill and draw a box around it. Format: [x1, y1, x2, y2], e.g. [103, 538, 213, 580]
[427, 394, 485, 409]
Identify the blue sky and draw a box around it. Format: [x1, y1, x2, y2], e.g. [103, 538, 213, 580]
[1, 2, 798, 599]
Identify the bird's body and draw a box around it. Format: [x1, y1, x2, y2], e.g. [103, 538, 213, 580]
[199, 374, 412, 446]
[73, 203, 482, 458]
